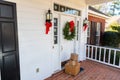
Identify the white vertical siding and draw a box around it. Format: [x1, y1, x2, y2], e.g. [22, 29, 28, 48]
[4, 0, 87, 80]
[79, 7, 88, 61]
[54, 0, 86, 8]
[17, 1, 53, 80]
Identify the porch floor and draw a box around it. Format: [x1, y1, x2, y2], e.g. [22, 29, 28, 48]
[45, 60, 120, 80]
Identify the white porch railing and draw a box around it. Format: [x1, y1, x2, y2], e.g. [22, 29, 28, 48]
[86, 44, 120, 68]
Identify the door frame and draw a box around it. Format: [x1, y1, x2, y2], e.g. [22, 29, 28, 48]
[52, 12, 61, 73]
[75, 17, 82, 61]
[0, 1, 20, 80]
[52, 11, 81, 71]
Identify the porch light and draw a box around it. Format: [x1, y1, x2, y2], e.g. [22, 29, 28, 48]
[83, 18, 88, 25]
[46, 9, 52, 22]
[45, 9, 52, 34]
[83, 18, 88, 31]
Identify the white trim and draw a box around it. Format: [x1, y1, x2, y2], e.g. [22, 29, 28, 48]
[86, 44, 120, 69]
[52, 13, 62, 73]
[87, 44, 120, 51]
[52, 10, 81, 66]
[54, 11, 81, 18]
[53, 1, 83, 11]
[87, 58, 120, 69]
[88, 10, 110, 19]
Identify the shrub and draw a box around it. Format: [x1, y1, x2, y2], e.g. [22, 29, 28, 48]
[103, 31, 119, 47]
[111, 25, 120, 32]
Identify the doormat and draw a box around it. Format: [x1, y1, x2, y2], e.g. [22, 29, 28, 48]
[80, 67, 84, 73]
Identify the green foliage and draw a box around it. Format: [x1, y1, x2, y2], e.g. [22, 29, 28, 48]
[111, 25, 120, 32]
[103, 31, 119, 47]
[110, 22, 120, 42]
[92, 0, 120, 16]
[63, 22, 76, 40]
[109, 0, 120, 16]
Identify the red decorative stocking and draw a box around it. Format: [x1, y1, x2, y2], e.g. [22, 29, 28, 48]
[45, 22, 52, 34]
[83, 24, 88, 31]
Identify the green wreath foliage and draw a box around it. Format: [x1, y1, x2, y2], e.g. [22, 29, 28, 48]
[63, 22, 76, 40]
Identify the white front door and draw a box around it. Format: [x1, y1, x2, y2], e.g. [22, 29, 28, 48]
[52, 13, 61, 73]
[60, 14, 76, 62]
[52, 13, 81, 72]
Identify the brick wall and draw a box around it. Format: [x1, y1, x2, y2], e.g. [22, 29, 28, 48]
[88, 15, 105, 33]
[88, 15, 106, 45]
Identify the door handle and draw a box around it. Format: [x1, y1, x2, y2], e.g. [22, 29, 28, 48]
[52, 46, 54, 49]
[0, 59, 1, 68]
[61, 46, 63, 51]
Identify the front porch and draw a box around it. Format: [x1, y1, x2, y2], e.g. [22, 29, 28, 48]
[46, 60, 120, 80]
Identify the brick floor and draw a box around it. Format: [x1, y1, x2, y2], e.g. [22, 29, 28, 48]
[45, 60, 120, 80]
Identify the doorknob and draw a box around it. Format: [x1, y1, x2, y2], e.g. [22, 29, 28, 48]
[0, 54, 2, 68]
[61, 46, 63, 50]
[52, 46, 54, 49]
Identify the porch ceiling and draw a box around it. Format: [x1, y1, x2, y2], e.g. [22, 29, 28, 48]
[86, 0, 113, 5]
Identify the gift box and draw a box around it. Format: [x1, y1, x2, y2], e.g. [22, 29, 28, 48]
[65, 53, 80, 76]
[68, 60, 78, 66]
[70, 53, 78, 61]
[65, 61, 80, 76]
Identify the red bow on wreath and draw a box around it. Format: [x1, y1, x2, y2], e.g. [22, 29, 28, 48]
[45, 22, 52, 34]
[69, 21, 75, 32]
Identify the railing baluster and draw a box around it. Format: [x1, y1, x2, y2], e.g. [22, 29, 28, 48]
[104, 48, 106, 62]
[86, 45, 88, 57]
[99, 47, 101, 61]
[119, 54, 120, 67]
[113, 50, 116, 65]
[91, 46, 93, 59]
[86, 44, 120, 69]
[108, 49, 111, 64]
[119, 51, 120, 67]
[85, 45, 87, 59]
[95, 46, 97, 60]
[88, 45, 90, 58]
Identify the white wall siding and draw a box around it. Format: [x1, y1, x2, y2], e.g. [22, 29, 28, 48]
[4, 0, 87, 80]
[78, 7, 88, 61]
[18, 1, 53, 80]
[54, 0, 86, 8]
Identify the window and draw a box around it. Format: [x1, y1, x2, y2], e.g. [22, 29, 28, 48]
[60, 5, 65, 12]
[87, 21, 91, 44]
[96, 23, 100, 36]
[87, 21, 101, 45]
[76, 21, 79, 40]
[54, 4, 59, 11]
[95, 22, 101, 45]
[54, 18, 58, 44]
[54, 3, 81, 16]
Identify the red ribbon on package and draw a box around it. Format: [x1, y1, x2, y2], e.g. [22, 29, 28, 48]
[45, 22, 52, 34]
[69, 21, 75, 32]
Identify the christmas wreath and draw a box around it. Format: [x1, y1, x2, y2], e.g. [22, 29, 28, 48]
[63, 21, 76, 40]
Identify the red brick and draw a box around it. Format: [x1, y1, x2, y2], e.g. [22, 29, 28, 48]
[45, 60, 120, 80]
